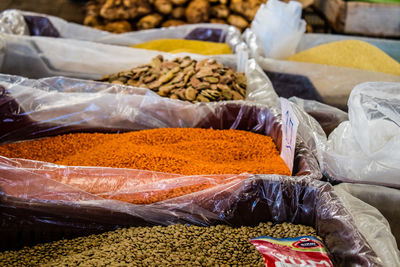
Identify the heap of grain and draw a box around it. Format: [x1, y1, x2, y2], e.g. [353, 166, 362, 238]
[84, 0, 266, 32]
[0, 222, 319, 266]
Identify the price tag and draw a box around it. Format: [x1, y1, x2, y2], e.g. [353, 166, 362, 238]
[280, 97, 299, 174]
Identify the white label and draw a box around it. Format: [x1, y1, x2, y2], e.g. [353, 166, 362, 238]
[280, 97, 299, 174]
[237, 45, 249, 73]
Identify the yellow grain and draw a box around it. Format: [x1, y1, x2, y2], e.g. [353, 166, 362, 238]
[131, 39, 232, 55]
[287, 40, 400, 76]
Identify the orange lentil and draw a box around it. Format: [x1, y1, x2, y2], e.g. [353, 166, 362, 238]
[0, 128, 290, 176]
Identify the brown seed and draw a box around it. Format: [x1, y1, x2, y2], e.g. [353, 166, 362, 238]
[185, 87, 198, 101]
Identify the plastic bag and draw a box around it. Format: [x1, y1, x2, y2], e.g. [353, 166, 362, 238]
[290, 97, 348, 136]
[0, 165, 387, 266]
[255, 57, 400, 110]
[334, 183, 400, 250]
[243, 30, 400, 110]
[0, 9, 242, 48]
[250, 0, 306, 59]
[0, 10, 29, 36]
[297, 33, 400, 63]
[323, 82, 400, 188]
[334, 184, 400, 266]
[0, 75, 397, 265]
[0, 33, 275, 106]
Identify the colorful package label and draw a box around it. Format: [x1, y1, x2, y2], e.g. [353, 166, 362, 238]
[250, 235, 333, 267]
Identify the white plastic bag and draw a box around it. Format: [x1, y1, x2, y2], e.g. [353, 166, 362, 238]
[250, 0, 306, 59]
[334, 184, 400, 266]
[0, 9, 242, 50]
[335, 183, 400, 250]
[324, 82, 400, 188]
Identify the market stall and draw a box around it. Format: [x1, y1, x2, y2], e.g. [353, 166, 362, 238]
[0, 0, 399, 266]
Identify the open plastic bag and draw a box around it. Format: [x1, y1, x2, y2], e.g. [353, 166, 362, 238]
[290, 96, 348, 136]
[250, 0, 306, 59]
[0, 33, 275, 104]
[255, 57, 400, 110]
[298, 33, 400, 63]
[335, 183, 400, 250]
[323, 82, 400, 188]
[0, 72, 319, 174]
[2, 166, 396, 265]
[243, 30, 400, 110]
[0, 9, 242, 48]
[334, 184, 400, 266]
[1, 74, 399, 265]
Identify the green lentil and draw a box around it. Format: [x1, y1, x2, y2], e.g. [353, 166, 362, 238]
[0, 222, 319, 266]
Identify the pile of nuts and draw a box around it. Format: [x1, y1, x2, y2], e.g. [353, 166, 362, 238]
[0, 222, 319, 266]
[100, 55, 247, 102]
[84, 0, 267, 33]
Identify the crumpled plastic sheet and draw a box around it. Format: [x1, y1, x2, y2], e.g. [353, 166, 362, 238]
[0, 56, 279, 141]
[290, 96, 348, 136]
[335, 183, 400, 251]
[334, 184, 400, 266]
[0, 168, 385, 266]
[0, 9, 29, 36]
[323, 82, 400, 188]
[0, 74, 393, 266]
[0, 9, 242, 49]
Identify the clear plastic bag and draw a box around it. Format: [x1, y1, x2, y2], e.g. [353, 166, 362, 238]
[0, 9, 242, 48]
[0, 74, 398, 265]
[290, 96, 348, 136]
[243, 29, 400, 110]
[250, 0, 306, 59]
[334, 184, 400, 266]
[323, 82, 400, 188]
[0, 33, 274, 107]
[335, 183, 400, 250]
[255, 57, 400, 110]
[0, 161, 386, 266]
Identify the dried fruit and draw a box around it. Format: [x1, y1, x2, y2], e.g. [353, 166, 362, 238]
[137, 13, 163, 30]
[171, 7, 186, 19]
[84, 0, 261, 33]
[211, 4, 230, 19]
[154, 0, 173, 14]
[185, 0, 210, 23]
[227, 14, 248, 30]
[100, 55, 247, 103]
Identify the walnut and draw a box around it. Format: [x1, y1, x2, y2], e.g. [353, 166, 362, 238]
[162, 20, 186, 27]
[171, 0, 188, 5]
[185, 0, 210, 23]
[210, 5, 229, 19]
[171, 7, 185, 19]
[227, 14, 248, 30]
[210, 18, 226, 24]
[84, 15, 102, 26]
[100, 0, 152, 20]
[229, 0, 264, 21]
[104, 20, 132, 33]
[154, 0, 173, 15]
[137, 14, 163, 30]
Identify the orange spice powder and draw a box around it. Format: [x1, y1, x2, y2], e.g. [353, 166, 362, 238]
[0, 128, 290, 176]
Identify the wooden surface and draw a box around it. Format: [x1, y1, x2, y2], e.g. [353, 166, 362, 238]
[0, 0, 85, 23]
[345, 2, 400, 37]
[313, 0, 400, 37]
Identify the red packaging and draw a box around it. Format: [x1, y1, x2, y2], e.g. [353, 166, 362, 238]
[250, 235, 333, 267]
